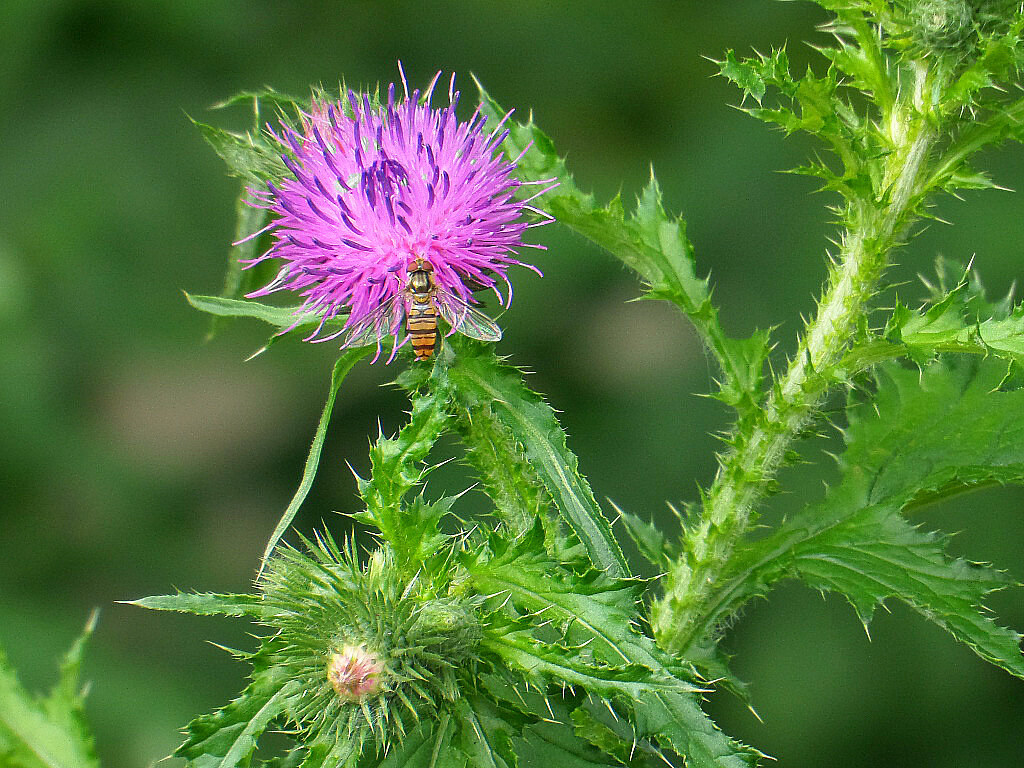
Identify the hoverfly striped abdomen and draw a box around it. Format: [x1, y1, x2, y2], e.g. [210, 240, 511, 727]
[406, 264, 439, 360]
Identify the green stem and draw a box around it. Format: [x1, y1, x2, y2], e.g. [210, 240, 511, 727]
[653, 80, 938, 654]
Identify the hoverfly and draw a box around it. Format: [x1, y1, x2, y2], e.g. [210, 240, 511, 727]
[343, 257, 502, 360]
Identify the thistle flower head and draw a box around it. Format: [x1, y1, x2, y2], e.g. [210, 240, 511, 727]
[244, 66, 554, 358]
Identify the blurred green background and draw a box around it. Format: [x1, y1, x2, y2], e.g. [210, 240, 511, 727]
[2, 1, 1023, 766]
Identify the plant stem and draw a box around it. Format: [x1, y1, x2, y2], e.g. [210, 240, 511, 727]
[653, 83, 937, 654]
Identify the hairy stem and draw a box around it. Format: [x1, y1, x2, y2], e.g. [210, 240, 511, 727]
[653, 79, 937, 654]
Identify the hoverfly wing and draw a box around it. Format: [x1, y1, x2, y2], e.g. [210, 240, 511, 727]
[435, 290, 503, 343]
[340, 293, 404, 349]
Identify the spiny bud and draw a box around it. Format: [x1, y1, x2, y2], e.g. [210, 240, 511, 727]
[253, 533, 485, 761]
[412, 599, 482, 657]
[969, 0, 1019, 34]
[327, 645, 384, 700]
[910, 0, 975, 54]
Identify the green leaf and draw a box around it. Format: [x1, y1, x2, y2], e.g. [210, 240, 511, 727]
[475, 86, 768, 417]
[628, 690, 756, 768]
[453, 695, 526, 768]
[466, 530, 758, 767]
[259, 349, 370, 575]
[840, 260, 1024, 373]
[717, 48, 793, 105]
[375, 718, 466, 768]
[886, 287, 1024, 366]
[520, 723, 635, 768]
[842, 358, 1024, 511]
[185, 293, 329, 330]
[41, 612, 97, 751]
[0, 618, 99, 768]
[192, 117, 288, 186]
[207, 198, 271, 340]
[466, 526, 646, 666]
[443, 385, 552, 539]
[353, 387, 449, 567]
[443, 339, 628, 577]
[177, 671, 298, 768]
[127, 592, 267, 618]
[296, 740, 360, 768]
[568, 707, 648, 767]
[818, 26, 893, 112]
[613, 503, 673, 569]
[482, 618, 699, 699]
[212, 87, 308, 116]
[704, 358, 1024, 678]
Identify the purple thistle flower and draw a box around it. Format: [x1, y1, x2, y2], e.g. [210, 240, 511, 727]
[242, 66, 555, 361]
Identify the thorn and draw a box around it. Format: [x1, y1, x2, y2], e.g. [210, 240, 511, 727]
[604, 698, 620, 722]
[655, 748, 676, 767]
[543, 696, 556, 720]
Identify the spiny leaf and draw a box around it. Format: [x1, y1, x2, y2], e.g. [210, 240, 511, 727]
[482, 618, 699, 700]
[443, 388, 552, 539]
[192, 117, 288, 186]
[615, 505, 673, 570]
[520, 720, 637, 768]
[127, 592, 267, 619]
[177, 670, 298, 768]
[465, 529, 758, 767]
[817, 24, 894, 111]
[0, 618, 100, 768]
[842, 357, 1024, 509]
[353, 388, 449, 566]
[375, 718, 466, 768]
[717, 48, 793, 105]
[885, 281, 1024, 367]
[476, 85, 768, 419]
[465, 525, 646, 666]
[453, 695, 527, 768]
[838, 259, 1024, 373]
[702, 358, 1024, 678]
[628, 690, 758, 768]
[212, 87, 308, 115]
[568, 707, 648, 767]
[443, 338, 628, 577]
[259, 349, 370, 575]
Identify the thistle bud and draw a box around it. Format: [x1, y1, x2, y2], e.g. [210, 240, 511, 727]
[252, 534, 485, 761]
[412, 599, 482, 657]
[910, 0, 974, 54]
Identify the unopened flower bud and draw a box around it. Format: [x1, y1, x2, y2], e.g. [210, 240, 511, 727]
[327, 645, 383, 700]
[910, 0, 974, 53]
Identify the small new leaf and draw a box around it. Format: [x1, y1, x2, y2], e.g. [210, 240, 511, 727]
[614, 504, 674, 570]
[886, 278, 1024, 366]
[354, 389, 449, 567]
